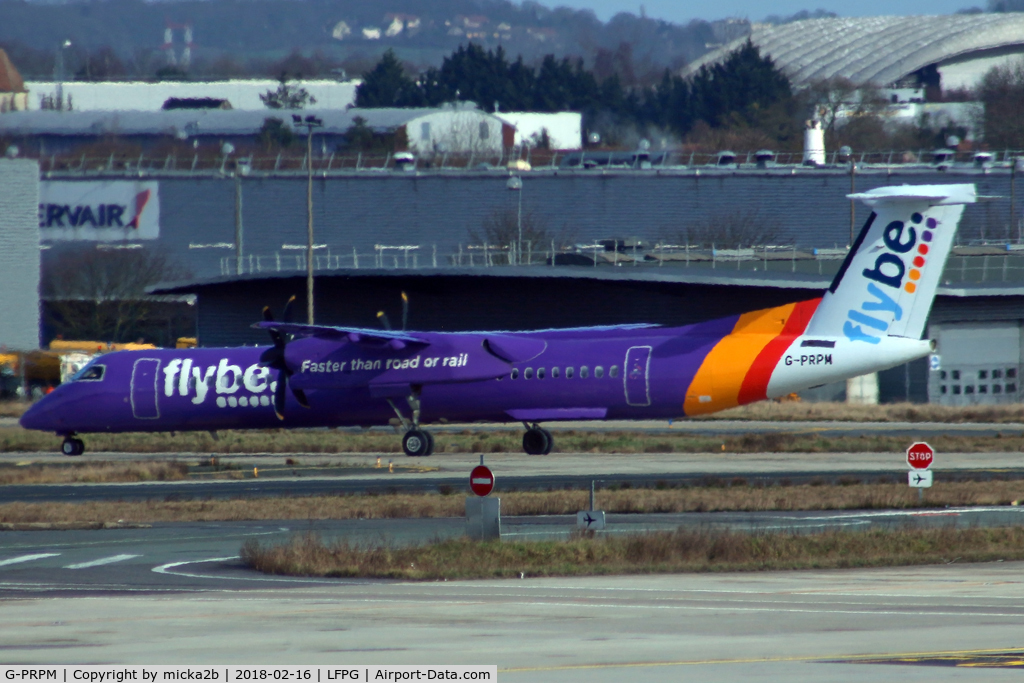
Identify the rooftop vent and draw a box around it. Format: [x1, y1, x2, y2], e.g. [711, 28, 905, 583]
[716, 150, 736, 166]
[755, 150, 776, 169]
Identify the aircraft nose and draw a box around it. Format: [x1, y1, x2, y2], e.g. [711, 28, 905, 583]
[19, 398, 58, 432]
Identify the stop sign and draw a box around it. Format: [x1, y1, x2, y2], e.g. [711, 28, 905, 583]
[470, 465, 494, 497]
[907, 442, 934, 470]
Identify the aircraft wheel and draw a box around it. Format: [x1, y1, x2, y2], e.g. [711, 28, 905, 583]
[424, 431, 435, 456]
[62, 438, 84, 456]
[403, 429, 430, 457]
[522, 428, 550, 456]
[540, 428, 553, 455]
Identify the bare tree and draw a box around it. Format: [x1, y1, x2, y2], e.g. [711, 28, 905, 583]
[42, 249, 191, 343]
[675, 208, 783, 248]
[260, 73, 317, 109]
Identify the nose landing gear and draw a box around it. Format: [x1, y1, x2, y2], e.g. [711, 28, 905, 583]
[522, 424, 553, 455]
[388, 389, 435, 457]
[61, 436, 85, 456]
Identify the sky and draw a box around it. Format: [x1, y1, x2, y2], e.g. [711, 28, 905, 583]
[548, 1, 985, 23]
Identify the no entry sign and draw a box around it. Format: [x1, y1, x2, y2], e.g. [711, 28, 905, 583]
[470, 465, 494, 497]
[907, 442, 934, 470]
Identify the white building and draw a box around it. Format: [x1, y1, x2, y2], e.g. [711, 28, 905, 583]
[22, 79, 360, 112]
[495, 112, 582, 150]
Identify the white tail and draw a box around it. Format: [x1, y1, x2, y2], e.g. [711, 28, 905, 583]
[805, 184, 976, 343]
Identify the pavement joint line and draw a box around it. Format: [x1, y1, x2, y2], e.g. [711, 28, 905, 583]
[497, 646, 1024, 672]
[63, 554, 141, 569]
[0, 553, 60, 567]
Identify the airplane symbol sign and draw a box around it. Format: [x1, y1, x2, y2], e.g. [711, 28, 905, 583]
[908, 470, 933, 488]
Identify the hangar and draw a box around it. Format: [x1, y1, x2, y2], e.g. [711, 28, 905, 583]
[683, 13, 1024, 92]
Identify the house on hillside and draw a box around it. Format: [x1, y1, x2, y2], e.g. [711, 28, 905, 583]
[0, 49, 28, 113]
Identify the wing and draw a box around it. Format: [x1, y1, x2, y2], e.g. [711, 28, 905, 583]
[252, 322, 430, 347]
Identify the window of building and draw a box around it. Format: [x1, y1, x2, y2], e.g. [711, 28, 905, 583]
[610, 365, 619, 378]
[940, 385, 947, 394]
[953, 385, 962, 394]
[965, 385, 975, 394]
[1008, 383, 1018, 393]
[420, 122, 431, 140]
[580, 366, 589, 378]
[994, 384, 1003, 394]
[479, 121, 489, 139]
[979, 370, 988, 380]
[994, 369, 1003, 379]
[566, 367, 574, 379]
[537, 368, 545, 379]
[940, 370, 947, 380]
[1008, 368, 1018, 379]
[595, 366, 604, 378]
[524, 368, 534, 380]
[979, 384, 988, 394]
[952, 370, 961, 380]
[552, 367, 560, 378]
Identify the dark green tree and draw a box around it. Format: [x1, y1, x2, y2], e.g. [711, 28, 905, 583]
[355, 50, 422, 107]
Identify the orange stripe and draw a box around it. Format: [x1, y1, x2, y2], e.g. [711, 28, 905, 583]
[737, 298, 821, 405]
[684, 304, 797, 416]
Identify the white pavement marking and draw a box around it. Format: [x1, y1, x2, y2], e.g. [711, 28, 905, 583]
[0, 553, 60, 567]
[64, 554, 141, 569]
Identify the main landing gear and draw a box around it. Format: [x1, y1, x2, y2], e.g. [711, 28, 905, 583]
[522, 423, 553, 455]
[388, 388, 435, 457]
[61, 435, 85, 456]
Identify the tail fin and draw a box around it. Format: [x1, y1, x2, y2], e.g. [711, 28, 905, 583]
[804, 184, 976, 343]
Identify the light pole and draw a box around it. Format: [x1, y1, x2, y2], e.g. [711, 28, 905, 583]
[54, 39, 71, 111]
[506, 175, 522, 265]
[294, 114, 323, 323]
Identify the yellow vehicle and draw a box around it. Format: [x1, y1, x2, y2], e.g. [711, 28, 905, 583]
[0, 340, 159, 398]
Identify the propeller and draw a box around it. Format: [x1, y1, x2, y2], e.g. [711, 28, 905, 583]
[377, 291, 409, 331]
[259, 295, 309, 420]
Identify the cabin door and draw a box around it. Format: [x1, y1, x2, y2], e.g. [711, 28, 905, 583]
[624, 346, 652, 406]
[130, 358, 161, 419]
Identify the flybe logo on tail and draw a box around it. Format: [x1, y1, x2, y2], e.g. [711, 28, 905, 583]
[845, 212, 938, 344]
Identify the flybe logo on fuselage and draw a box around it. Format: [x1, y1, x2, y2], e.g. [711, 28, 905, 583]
[161, 358, 274, 408]
[844, 212, 937, 344]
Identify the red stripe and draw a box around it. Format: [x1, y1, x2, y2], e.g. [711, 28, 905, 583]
[737, 298, 821, 405]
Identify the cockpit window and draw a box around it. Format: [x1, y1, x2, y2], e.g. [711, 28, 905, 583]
[72, 363, 105, 382]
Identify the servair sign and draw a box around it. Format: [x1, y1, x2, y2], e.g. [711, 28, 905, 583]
[39, 181, 160, 240]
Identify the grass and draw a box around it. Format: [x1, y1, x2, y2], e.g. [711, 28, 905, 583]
[0, 460, 189, 485]
[1, 480, 1022, 525]
[241, 526, 1024, 580]
[707, 401, 1024, 423]
[4, 426, 1024, 455]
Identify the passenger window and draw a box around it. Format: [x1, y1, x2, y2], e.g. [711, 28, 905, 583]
[552, 367, 560, 378]
[74, 364, 105, 382]
[537, 368, 545, 379]
[610, 365, 619, 378]
[566, 367, 574, 378]
[511, 368, 519, 380]
[580, 366, 589, 379]
[524, 368, 534, 379]
[595, 366, 604, 378]
[479, 121, 489, 139]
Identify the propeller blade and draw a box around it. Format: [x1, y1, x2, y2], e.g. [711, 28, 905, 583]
[377, 310, 391, 330]
[281, 295, 296, 324]
[259, 346, 283, 366]
[292, 387, 310, 409]
[401, 291, 409, 331]
[262, 306, 274, 323]
[273, 371, 289, 420]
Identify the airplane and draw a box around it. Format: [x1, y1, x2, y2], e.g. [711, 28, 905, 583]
[20, 184, 976, 458]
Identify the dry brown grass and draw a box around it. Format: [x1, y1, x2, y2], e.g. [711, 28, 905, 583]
[1, 480, 1022, 525]
[0, 461, 188, 485]
[709, 401, 1024, 423]
[241, 526, 1024, 580]
[0, 402, 27, 418]
[5, 426, 1024, 455]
